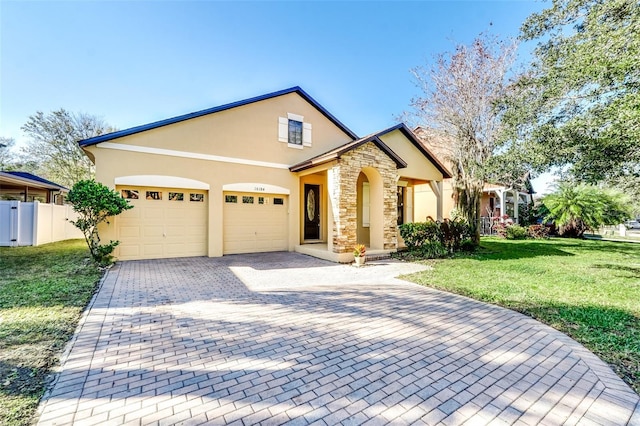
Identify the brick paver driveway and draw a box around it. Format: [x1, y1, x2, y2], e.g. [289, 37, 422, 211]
[38, 253, 639, 425]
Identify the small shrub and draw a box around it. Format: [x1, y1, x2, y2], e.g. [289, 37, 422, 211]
[399, 220, 440, 251]
[67, 180, 133, 265]
[506, 224, 528, 240]
[420, 241, 448, 258]
[493, 222, 508, 238]
[527, 224, 550, 239]
[441, 218, 472, 252]
[460, 238, 476, 252]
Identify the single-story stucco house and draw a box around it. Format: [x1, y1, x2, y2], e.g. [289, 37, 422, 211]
[0, 171, 68, 204]
[411, 127, 535, 226]
[79, 87, 451, 262]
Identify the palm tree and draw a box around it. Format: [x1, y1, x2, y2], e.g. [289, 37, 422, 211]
[542, 183, 631, 237]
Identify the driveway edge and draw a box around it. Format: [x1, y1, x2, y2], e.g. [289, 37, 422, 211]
[34, 263, 121, 424]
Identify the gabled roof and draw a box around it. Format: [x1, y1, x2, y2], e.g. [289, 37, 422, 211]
[0, 171, 68, 191]
[289, 123, 455, 175]
[290, 131, 408, 172]
[378, 124, 451, 178]
[78, 86, 359, 147]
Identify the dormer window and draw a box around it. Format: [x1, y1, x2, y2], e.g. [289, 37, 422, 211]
[278, 113, 312, 148]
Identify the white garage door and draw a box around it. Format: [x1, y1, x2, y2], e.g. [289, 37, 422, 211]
[116, 186, 208, 260]
[223, 192, 288, 254]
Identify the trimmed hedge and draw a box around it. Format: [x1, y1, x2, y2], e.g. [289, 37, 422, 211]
[399, 218, 473, 258]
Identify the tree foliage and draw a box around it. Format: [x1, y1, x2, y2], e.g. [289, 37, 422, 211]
[504, 0, 640, 183]
[67, 180, 132, 265]
[541, 183, 631, 237]
[0, 137, 16, 170]
[21, 109, 114, 189]
[408, 34, 518, 244]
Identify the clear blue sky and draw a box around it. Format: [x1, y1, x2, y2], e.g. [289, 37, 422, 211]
[1, 0, 553, 189]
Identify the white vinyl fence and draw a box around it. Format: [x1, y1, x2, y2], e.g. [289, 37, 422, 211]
[0, 201, 84, 247]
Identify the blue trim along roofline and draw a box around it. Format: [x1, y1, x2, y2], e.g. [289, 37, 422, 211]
[0, 171, 68, 190]
[78, 87, 359, 147]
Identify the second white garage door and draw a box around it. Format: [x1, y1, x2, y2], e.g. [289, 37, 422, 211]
[223, 192, 288, 254]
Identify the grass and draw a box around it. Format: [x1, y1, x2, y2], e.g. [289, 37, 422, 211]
[401, 237, 640, 395]
[0, 240, 102, 426]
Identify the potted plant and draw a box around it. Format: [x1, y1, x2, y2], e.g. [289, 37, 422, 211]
[353, 243, 366, 266]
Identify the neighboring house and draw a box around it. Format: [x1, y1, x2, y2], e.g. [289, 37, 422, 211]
[412, 127, 534, 225]
[0, 172, 81, 246]
[481, 182, 535, 223]
[0, 171, 68, 204]
[78, 86, 451, 262]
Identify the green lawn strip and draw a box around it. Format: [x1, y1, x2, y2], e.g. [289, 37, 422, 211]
[402, 237, 640, 395]
[0, 240, 102, 426]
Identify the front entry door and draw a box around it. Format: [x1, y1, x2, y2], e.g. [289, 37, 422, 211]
[304, 184, 320, 240]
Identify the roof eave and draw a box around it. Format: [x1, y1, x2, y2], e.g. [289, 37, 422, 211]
[0, 172, 68, 191]
[290, 136, 407, 173]
[79, 86, 358, 147]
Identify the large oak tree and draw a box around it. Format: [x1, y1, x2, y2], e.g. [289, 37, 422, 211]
[505, 0, 640, 185]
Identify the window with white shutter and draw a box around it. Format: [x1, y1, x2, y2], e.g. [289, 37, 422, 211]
[278, 113, 312, 148]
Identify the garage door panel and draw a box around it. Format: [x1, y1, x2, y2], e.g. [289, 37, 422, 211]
[223, 192, 288, 255]
[141, 243, 162, 255]
[165, 225, 186, 236]
[121, 208, 141, 219]
[115, 186, 208, 260]
[143, 226, 164, 237]
[119, 226, 140, 238]
[143, 208, 164, 220]
[166, 243, 205, 256]
[185, 226, 206, 236]
[119, 245, 140, 257]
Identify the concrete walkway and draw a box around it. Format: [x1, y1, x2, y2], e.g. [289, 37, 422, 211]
[37, 253, 640, 425]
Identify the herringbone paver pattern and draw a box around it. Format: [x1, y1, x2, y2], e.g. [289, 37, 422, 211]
[37, 253, 640, 425]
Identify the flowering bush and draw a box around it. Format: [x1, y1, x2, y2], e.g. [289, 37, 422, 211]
[494, 222, 550, 240]
[353, 244, 366, 257]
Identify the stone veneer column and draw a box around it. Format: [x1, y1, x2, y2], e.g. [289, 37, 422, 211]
[329, 142, 399, 253]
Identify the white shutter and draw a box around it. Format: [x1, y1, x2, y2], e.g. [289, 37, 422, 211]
[303, 122, 312, 147]
[278, 117, 288, 142]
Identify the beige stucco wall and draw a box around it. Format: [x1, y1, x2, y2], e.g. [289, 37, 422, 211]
[414, 179, 455, 221]
[379, 130, 444, 182]
[99, 93, 353, 167]
[87, 93, 355, 258]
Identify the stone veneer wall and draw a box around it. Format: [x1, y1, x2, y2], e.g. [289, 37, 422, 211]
[328, 142, 399, 253]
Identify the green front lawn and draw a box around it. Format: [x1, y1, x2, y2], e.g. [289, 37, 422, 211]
[0, 240, 102, 426]
[402, 237, 640, 394]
